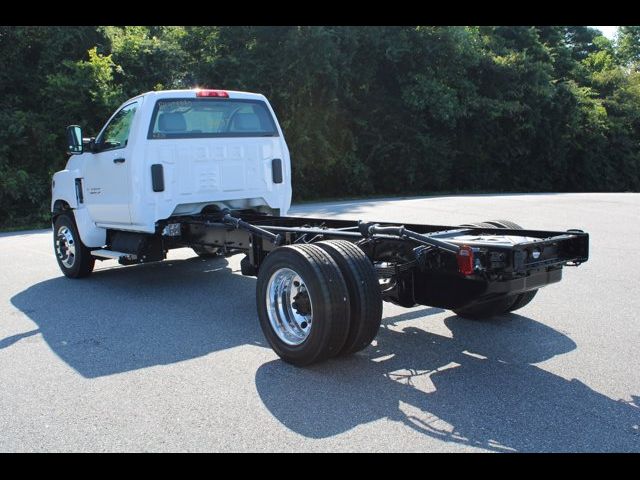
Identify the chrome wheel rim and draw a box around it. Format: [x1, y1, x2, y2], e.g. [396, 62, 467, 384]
[266, 267, 313, 345]
[55, 226, 76, 269]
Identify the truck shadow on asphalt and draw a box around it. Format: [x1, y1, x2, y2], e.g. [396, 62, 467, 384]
[255, 313, 640, 452]
[10, 254, 266, 378]
[10, 257, 640, 452]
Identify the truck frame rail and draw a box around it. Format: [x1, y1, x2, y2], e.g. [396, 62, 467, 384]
[158, 210, 588, 311]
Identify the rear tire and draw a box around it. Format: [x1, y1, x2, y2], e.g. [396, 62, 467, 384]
[53, 212, 95, 279]
[256, 244, 351, 366]
[454, 219, 538, 319]
[459, 222, 499, 229]
[316, 240, 383, 355]
[482, 219, 524, 230]
[508, 289, 538, 312]
[192, 245, 221, 258]
[453, 295, 518, 319]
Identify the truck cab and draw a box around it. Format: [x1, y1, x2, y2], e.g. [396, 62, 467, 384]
[52, 89, 292, 248]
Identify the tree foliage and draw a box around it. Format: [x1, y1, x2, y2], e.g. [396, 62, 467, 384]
[0, 26, 639, 228]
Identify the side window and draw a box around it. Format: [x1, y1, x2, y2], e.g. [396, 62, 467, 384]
[96, 102, 138, 151]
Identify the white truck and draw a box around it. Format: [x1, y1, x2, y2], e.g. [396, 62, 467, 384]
[52, 88, 590, 366]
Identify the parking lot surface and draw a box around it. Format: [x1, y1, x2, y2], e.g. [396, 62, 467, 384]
[1, 193, 638, 452]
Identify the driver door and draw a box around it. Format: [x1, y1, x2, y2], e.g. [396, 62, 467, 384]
[84, 101, 139, 225]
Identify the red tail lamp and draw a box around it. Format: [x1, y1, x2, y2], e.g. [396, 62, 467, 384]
[457, 245, 475, 276]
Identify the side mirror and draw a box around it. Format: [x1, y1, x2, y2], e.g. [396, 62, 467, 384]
[66, 125, 83, 155]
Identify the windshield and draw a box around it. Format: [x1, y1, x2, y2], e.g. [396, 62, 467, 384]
[148, 98, 279, 139]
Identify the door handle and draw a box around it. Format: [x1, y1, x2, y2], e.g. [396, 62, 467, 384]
[113, 158, 125, 164]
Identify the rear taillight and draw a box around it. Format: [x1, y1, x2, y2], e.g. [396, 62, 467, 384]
[196, 89, 229, 98]
[457, 245, 475, 276]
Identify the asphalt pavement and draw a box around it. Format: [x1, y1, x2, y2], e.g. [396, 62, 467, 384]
[1, 192, 639, 452]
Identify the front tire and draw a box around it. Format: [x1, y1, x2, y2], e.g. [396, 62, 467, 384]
[53, 212, 95, 278]
[256, 244, 351, 366]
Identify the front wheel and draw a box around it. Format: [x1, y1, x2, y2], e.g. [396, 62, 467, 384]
[256, 244, 351, 366]
[53, 212, 95, 278]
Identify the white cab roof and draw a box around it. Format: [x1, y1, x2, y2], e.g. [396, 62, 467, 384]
[140, 89, 267, 101]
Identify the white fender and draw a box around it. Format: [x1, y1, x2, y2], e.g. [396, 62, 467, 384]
[51, 169, 79, 210]
[71, 207, 107, 247]
[52, 169, 107, 248]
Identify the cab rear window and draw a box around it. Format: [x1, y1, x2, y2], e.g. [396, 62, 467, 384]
[148, 98, 279, 139]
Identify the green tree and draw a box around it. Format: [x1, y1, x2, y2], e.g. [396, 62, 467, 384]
[618, 26, 640, 68]
[0, 25, 639, 229]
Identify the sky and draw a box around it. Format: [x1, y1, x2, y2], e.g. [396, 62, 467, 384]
[590, 26, 619, 40]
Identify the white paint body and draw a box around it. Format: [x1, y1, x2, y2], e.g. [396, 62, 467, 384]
[52, 90, 292, 247]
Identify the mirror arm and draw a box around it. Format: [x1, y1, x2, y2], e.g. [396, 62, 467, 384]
[82, 137, 96, 153]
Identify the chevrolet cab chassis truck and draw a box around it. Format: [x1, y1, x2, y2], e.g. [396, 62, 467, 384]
[52, 89, 589, 366]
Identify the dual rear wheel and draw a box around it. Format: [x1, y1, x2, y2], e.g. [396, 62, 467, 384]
[256, 240, 383, 366]
[453, 219, 538, 320]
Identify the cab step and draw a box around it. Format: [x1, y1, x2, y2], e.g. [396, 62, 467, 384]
[91, 249, 138, 262]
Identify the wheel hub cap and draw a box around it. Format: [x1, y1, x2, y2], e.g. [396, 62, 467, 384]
[55, 226, 76, 268]
[266, 268, 313, 345]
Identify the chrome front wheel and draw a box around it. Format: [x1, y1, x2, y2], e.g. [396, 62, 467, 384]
[53, 212, 95, 278]
[55, 225, 76, 268]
